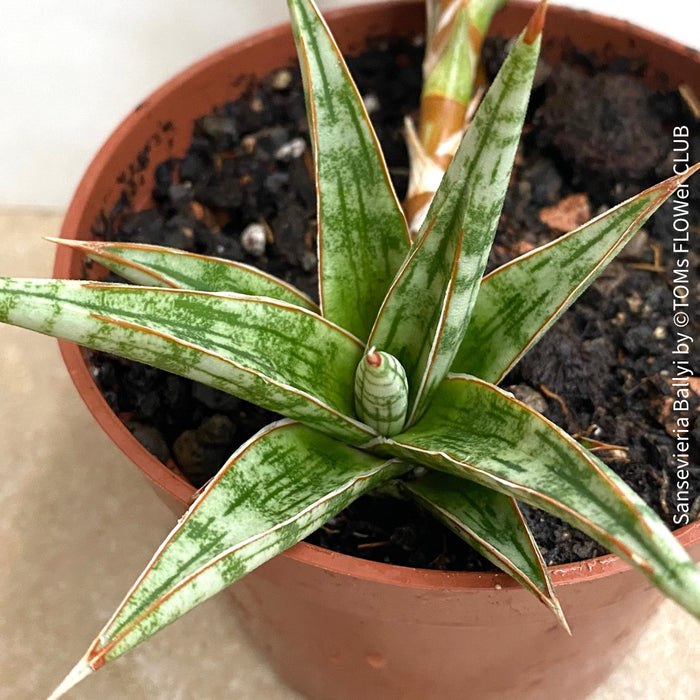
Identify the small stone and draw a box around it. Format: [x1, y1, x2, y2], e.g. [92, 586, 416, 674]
[199, 115, 239, 150]
[174, 416, 238, 487]
[256, 126, 291, 155]
[128, 422, 170, 463]
[173, 430, 206, 483]
[507, 384, 548, 414]
[653, 326, 667, 340]
[363, 94, 381, 114]
[539, 193, 591, 233]
[270, 68, 293, 91]
[196, 414, 236, 445]
[241, 134, 257, 153]
[626, 292, 643, 314]
[250, 95, 264, 113]
[612, 312, 628, 327]
[301, 250, 317, 272]
[274, 137, 307, 161]
[168, 182, 194, 206]
[241, 223, 267, 257]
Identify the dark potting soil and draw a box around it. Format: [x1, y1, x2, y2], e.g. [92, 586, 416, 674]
[88, 35, 699, 572]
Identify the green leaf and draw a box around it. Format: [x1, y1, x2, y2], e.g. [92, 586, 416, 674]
[50, 421, 406, 698]
[0, 279, 373, 443]
[368, 9, 544, 425]
[371, 375, 700, 619]
[50, 238, 319, 312]
[287, 0, 410, 341]
[395, 472, 568, 629]
[452, 164, 700, 382]
[423, 0, 507, 107]
[424, 4, 474, 107]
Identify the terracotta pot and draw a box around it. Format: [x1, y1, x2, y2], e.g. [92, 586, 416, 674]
[54, 2, 700, 698]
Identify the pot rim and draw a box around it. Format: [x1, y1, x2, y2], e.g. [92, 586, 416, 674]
[55, 0, 700, 593]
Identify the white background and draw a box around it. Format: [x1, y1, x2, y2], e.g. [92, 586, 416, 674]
[1, 0, 699, 208]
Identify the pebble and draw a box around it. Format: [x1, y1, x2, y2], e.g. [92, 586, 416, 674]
[270, 68, 293, 91]
[363, 93, 381, 114]
[199, 115, 239, 150]
[128, 422, 170, 463]
[301, 250, 317, 272]
[507, 384, 548, 415]
[274, 137, 307, 161]
[625, 292, 643, 314]
[173, 415, 237, 486]
[538, 193, 591, 233]
[197, 414, 236, 445]
[240, 223, 268, 256]
[168, 182, 194, 206]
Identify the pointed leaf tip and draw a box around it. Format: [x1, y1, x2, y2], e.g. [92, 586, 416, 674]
[46, 656, 94, 700]
[548, 596, 572, 635]
[524, 0, 548, 44]
[674, 160, 700, 187]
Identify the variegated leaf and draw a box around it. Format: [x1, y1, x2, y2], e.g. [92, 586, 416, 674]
[452, 164, 700, 382]
[287, 0, 410, 341]
[406, 0, 507, 234]
[0, 279, 373, 443]
[395, 472, 568, 629]
[420, 0, 507, 162]
[369, 5, 545, 425]
[50, 238, 319, 312]
[49, 421, 407, 699]
[370, 375, 700, 620]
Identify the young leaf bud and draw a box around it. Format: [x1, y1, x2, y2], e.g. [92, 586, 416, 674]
[354, 348, 409, 436]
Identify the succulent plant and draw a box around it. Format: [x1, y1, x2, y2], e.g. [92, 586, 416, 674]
[0, 0, 698, 696]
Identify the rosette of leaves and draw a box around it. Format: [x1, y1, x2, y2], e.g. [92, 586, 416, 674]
[0, 0, 699, 696]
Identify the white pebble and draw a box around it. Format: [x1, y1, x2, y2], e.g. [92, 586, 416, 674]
[271, 68, 293, 91]
[274, 137, 306, 161]
[241, 223, 267, 257]
[363, 94, 381, 114]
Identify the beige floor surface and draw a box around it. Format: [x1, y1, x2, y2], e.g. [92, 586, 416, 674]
[0, 209, 697, 699]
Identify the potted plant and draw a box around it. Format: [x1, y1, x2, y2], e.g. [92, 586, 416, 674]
[1, 1, 698, 698]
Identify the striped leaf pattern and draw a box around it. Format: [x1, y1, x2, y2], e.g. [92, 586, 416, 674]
[396, 472, 567, 629]
[287, 0, 410, 341]
[0, 279, 373, 443]
[372, 376, 700, 619]
[51, 239, 319, 311]
[369, 11, 543, 425]
[51, 421, 405, 695]
[354, 350, 409, 437]
[405, 0, 507, 233]
[452, 165, 700, 383]
[421, 0, 507, 161]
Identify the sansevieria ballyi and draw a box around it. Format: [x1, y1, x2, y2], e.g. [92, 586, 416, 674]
[0, 1, 698, 696]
